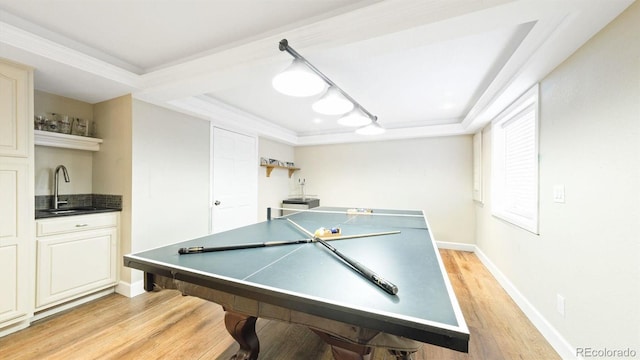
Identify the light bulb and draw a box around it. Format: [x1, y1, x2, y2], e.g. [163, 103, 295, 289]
[338, 108, 372, 127]
[312, 87, 354, 115]
[272, 59, 326, 97]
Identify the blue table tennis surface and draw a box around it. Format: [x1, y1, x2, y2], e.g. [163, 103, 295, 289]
[124, 207, 469, 351]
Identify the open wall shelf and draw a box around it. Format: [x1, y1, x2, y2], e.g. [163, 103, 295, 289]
[34, 130, 103, 151]
[261, 164, 300, 178]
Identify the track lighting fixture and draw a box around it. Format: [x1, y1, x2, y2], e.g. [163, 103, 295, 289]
[274, 39, 384, 135]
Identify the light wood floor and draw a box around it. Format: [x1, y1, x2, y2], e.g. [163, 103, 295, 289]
[0, 250, 559, 360]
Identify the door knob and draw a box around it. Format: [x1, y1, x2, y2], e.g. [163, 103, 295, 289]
[214, 200, 221, 206]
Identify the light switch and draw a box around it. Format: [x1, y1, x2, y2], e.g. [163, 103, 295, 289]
[553, 185, 565, 203]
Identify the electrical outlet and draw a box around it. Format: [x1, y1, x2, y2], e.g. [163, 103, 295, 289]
[557, 294, 565, 317]
[553, 185, 565, 203]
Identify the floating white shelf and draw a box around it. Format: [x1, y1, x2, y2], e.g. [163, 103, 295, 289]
[34, 130, 103, 151]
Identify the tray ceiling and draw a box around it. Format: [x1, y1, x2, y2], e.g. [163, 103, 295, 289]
[0, 0, 634, 145]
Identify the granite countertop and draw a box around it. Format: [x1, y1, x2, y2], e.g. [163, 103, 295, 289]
[35, 206, 121, 219]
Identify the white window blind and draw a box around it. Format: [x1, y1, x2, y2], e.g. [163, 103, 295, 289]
[492, 85, 539, 234]
[473, 131, 483, 202]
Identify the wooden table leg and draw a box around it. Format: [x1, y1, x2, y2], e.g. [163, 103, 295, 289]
[388, 349, 414, 359]
[311, 329, 372, 360]
[330, 346, 372, 360]
[224, 309, 259, 360]
[311, 329, 416, 360]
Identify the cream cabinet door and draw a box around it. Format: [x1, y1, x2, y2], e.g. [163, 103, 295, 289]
[36, 227, 118, 309]
[0, 59, 34, 333]
[0, 60, 32, 158]
[0, 160, 31, 325]
[0, 246, 20, 323]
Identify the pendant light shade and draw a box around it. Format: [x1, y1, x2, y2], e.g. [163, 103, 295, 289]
[272, 59, 326, 97]
[275, 39, 381, 134]
[356, 120, 386, 135]
[338, 108, 372, 127]
[312, 87, 354, 115]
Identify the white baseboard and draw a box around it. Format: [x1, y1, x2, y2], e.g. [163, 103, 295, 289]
[115, 280, 145, 298]
[473, 246, 576, 360]
[33, 288, 115, 322]
[0, 317, 31, 338]
[436, 241, 476, 252]
[435, 241, 576, 359]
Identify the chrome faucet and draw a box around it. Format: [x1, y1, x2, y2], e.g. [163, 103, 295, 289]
[299, 178, 306, 201]
[53, 165, 70, 209]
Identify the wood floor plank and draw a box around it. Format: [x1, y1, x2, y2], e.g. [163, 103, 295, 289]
[0, 250, 560, 360]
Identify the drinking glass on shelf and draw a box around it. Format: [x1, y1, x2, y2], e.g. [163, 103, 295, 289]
[72, 118, 88, 136]
[89, 120, 97, 137]
[34, 115, 46, 130]
[58, 114, 72, 134]
[45, 117, 59, 132]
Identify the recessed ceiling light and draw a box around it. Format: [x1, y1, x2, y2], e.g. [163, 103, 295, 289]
[441, 102, 455, 110]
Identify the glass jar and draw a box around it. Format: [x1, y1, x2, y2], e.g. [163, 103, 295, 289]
[72, 118, 88, 136]
[34, 115, 46, 130]
[58, 114, 72, 134]
[45, 116, 59, 132]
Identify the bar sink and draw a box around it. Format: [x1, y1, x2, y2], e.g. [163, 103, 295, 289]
[41, 206, 99, 214]
[36, 206, 119, 219]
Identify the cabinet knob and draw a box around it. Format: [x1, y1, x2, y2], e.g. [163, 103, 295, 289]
[214, 200, 221, 206]
[75, 224, 89, 227]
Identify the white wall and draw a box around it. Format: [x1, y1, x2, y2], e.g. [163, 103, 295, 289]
[294, 136, 474, 244]
[258, 137, 295, 221]
[475, 2, 640, 356]
[130, 100, 211, 282]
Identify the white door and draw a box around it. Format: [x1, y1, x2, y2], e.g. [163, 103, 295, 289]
[211, 127, 258, 233]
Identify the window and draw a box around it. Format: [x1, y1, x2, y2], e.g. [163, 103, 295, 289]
[473, 131, 483, 202]
[491, 85, 539, 234]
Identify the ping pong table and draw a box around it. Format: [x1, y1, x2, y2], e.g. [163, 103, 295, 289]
[124, 207, 469, 359]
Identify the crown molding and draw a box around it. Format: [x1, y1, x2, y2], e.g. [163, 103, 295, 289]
[461, 0, 636, 132]
[297, 123, 472, 146]
[153, 95, 299, 145]
[138, 93, 474, 146]
[0, 19, 139, 87]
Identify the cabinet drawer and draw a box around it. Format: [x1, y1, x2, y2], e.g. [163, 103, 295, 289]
[36, 213, 118, 237]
